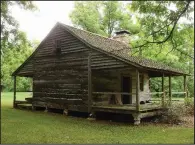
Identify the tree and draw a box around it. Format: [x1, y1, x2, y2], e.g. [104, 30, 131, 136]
[1, 1, 37, 53]
[1, 1, 38, 91]
[101, 1, 128, 37]
[128, 1, 194, 96]
[69, 1, 139, 37]
[128, 1, 194, 58]
[1, 31, 37, 91]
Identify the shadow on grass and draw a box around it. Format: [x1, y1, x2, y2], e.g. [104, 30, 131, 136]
[33, 107, 159, 124]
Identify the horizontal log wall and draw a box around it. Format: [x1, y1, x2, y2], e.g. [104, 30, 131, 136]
[35, 25, 88, 57]
[91, 51, 129, 70]
[32, 25, 90, 108]
[92, 68, 131, 104]
[92, 68, 151, 104]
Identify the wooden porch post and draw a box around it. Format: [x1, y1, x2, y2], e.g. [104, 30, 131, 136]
[136, 69, 140, 111]
[184, 75, 187, 98]
[162, 73, 165, 107]
[13, 76, 16, 108]
[168, 75, 172, 105]
[88, 53, 92, 113]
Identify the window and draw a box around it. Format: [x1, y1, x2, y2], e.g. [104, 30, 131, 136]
[139, 74, 144, 91]
[55, 40, 61, 54]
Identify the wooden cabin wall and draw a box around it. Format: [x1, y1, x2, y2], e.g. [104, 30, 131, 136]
[139, 73, 151, 103]
[92, 68, 151, 105]
[90, 50, 129, 70]
[32, 25, 89, 110]
[90, 49, 131, 105]
[92, 69, 121, 105]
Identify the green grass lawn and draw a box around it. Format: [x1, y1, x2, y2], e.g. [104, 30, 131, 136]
[1, 92, 194, 144]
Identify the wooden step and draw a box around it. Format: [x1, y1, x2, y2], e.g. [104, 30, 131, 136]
[25, 97, 33, 103]
[17, 104, 32, 110]
[15, 101, 29, 104]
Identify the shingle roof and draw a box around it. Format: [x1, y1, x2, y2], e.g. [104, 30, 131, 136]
[59, 22, 186, 75]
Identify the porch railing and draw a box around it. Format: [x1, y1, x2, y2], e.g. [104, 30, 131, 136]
[91, 91, 187, 107]
[92, 92, 134, 95]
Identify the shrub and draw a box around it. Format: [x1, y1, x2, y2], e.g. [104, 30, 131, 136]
[157, 98, 194, 124]
[184, 97, 194, 116]
[160, 102, 186, 124]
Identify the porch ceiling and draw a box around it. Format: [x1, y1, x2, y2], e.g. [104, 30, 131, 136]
[147, 69, 190, 77]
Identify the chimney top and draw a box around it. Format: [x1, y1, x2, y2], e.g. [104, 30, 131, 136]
[111, 30, 130, 45]
[111, 30, 131, 55]
[115, 30, 130, 35]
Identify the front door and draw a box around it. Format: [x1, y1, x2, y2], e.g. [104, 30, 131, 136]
[122, 76, 132, 104]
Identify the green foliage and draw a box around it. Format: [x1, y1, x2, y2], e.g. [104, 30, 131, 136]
[70, 1, 106, 36]
[147, 27, 194, 96]
[1, 1, 38, 92]
[1, 31, 36, 91]
[70, 1, 140, 37]
[1, 1, 37, 51]
[184, 98, 194, 115]
[129, 1, 194, 47]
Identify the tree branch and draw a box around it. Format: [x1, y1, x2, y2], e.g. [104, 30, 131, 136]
[131, 1, 193, 58]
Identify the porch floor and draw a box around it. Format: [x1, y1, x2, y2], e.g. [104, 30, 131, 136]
[92, 103, 163, 114]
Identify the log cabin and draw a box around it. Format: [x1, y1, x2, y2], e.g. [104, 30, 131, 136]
[12, 22, 189, 125]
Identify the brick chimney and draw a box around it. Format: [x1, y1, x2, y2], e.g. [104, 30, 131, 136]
[111, 30, 130, 45]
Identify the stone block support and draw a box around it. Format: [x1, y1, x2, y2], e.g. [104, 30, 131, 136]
[63, 109, 69, 116]
[132, 113, 141, 125]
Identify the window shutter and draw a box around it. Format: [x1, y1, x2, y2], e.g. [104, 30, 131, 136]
[55, 40, 61, 54]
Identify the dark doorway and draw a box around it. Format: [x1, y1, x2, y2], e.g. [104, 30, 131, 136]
[122, 76, 132, 104]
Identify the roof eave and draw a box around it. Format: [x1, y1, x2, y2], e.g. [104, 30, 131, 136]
[11, 23, 60, 77]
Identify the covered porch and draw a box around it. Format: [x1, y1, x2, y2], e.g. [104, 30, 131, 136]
[12, 71, 33, 109]
[88, 65, 189, 124]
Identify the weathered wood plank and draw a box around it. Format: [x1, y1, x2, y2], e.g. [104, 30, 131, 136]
[92, 64, 128, 70]
[88, 53, 92, 112]
[15, 101, 30, 104]
[162, 73, 165, 107]
[184, 75, 187, 98]
[136, 69, 140, 112]
[169, 76, 172, 105]
[68, 105, 88, 112]
[13, 76, 16, 108]
[92, 92, 135, 95]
